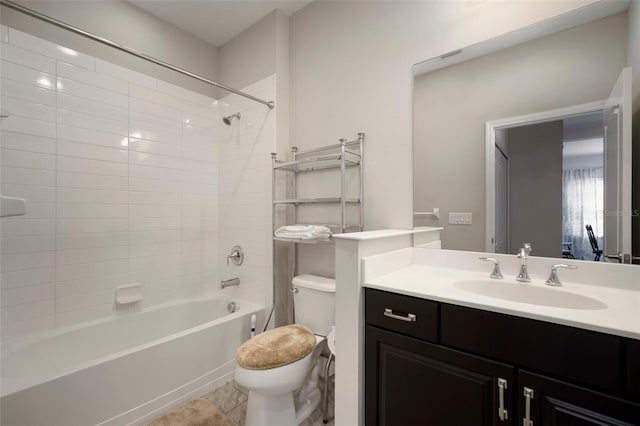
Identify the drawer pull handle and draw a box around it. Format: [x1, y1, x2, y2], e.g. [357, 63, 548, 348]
[383, 308, 416, 322]
[523, 387, 534, 426]
[498, 378, 508, 421]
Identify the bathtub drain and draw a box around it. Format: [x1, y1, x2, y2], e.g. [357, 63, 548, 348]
[227, 302, 239, 313]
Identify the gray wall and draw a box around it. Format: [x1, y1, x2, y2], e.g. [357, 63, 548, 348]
[506, 122, 563, 258]
[1, 0, 220, 96]
[629, 1, 640, 256]
[413, 13, 627, 252]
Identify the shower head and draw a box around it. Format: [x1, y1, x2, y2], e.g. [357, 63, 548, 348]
[222, 112, 241, 126]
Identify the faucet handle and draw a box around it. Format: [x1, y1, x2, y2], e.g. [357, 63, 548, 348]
[518, 243, 532, 257]
[479, 257, 503, 279]
[545, 264, 577, 287]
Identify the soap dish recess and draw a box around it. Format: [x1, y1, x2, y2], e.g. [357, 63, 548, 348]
[115, 283, 143, 305]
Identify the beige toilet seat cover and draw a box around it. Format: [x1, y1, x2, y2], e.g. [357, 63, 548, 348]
[236, 324, 316, 370]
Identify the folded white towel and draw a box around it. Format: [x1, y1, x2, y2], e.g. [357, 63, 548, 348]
[275, 225, 332, 240]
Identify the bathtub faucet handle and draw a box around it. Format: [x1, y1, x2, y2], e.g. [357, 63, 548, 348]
[226, 245, 244, 265]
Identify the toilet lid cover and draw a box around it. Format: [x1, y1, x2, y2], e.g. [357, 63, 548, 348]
[236, 324, 315, 370]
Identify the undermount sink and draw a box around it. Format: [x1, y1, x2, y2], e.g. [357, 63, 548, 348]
[454, 280, 608, 310]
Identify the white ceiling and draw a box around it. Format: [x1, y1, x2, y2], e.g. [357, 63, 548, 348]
[128, 0, 312, 47]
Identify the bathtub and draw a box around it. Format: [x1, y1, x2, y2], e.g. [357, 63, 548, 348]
[0, 297, 264, 426]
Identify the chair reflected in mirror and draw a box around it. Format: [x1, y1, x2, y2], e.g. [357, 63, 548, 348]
[562, 242, 575, 259]
[585, 224, 603, 261]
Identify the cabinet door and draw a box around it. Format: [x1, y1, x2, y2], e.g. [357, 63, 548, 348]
[519, 371, 640, 426]
[366, 325, 514, 426]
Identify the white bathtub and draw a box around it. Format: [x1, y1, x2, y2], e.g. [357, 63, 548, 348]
[0, 297, 264, 426]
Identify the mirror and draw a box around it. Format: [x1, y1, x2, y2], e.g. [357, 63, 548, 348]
[413, 3, 637, 263]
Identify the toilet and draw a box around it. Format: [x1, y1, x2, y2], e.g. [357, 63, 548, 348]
[234, 274, 335, 426]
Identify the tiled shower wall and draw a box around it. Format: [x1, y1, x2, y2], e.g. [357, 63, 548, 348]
[0, 26, 275, 340]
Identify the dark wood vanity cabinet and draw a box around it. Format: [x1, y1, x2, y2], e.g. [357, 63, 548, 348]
[365, 288, 640, 426]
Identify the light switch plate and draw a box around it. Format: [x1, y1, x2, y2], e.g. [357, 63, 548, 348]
[449, 212, 472, 225]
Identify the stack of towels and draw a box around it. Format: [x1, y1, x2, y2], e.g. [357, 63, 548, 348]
[274, 225, 332, 240]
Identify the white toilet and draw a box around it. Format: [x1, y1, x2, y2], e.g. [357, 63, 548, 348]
[235, 274, 335, 426]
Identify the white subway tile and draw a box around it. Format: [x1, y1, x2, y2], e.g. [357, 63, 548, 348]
[129, 178, 181, 194]
[0, 266, 56, 290]
[56, 187, 128, 205]
[128, 125, 181, 145]
[0, 131, 56, 154]
[56, 203, 128, 218]
[0, 184, 54, 202]
[57, 156, 128, 177]
[0, 96, 55, 122]
[57, 246, 128, 265]
[130, 151, 181, 170]
[96, 59, 156, 87]
[130, 84, 180, 107]
[1, 148, 55, 170]
[128, 229, 181, 245]
[129, 204, 180, 218]
[129, 97, 181, 121]
[182, 238, 217, 254]
[182, 216, 217, 230]
[130, 110, 181, 133]
[182, 170, 217, 185]
[128, 138, 181, 157]
[0, 78, 55, 106]
[0, 115, 56, 138]
[57, 61, 127, 93]
[129, 164, 181, 181]
[56, 218, 128, 234]
[1, 283, 55, 307]
[56, 232, 128, 249]
[129, 253, 181, 273]
[56, 258, 127, 282]
[1, 235, 55, 254]
[129, 191, 179, 205]
[56, 273, 127, 298]
[0, 42, 55, 73]
[57, 77, 127, 108]
[57, 289, 114, 313]
[1, 60, 55, 90]
[128, 217, 180, 232]
[0, 218, 54, 236]
[182, 181, 217, 195]
[9, 28, 95, 69]
[57, 125, 128, 151]
[129, 241, 181, 258]
[182, 193, 215, 205]
[181, 157, 217, 173]
[182, 146, 217, 164]
[0, 251, 55, 271]
[57, 93, 127, 123]
[18, 202, 55, 219]
[1, 299, 54, 324]
[1, 315, 54, 341]
[181, 204, 216, 218]
[57, 171, 128, 190]
[156, 80, 206, 104]
[57, 140, 128, 163]
[57, 108, 128, 136]
[182, 112, 217, 130]
[55, 304, 115, 328]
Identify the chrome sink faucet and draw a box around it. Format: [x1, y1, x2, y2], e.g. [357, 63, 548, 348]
[516, 243, 532, 282]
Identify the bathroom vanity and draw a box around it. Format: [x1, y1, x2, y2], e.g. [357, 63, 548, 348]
[361, 248, 640, 426]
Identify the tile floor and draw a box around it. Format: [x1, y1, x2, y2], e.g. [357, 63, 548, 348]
[201, 377, 335, 426]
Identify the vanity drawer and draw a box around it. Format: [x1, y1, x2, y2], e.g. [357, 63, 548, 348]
[440, 304, 623, 394]
[365, 288, 438, 342]
[628, 339, 640, 403]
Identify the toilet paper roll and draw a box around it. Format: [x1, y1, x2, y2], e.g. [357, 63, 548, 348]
[327, 326, 336, 355]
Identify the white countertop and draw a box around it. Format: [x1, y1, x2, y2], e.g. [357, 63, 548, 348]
[365, 263, 640, 340]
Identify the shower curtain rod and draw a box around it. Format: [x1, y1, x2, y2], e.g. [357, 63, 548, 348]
[0, 0, 275, 109]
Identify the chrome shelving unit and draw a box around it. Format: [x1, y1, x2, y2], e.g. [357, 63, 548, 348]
[271, 132, 365, 245]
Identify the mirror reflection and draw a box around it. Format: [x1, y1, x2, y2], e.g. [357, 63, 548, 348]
[413, 8, 636, 263]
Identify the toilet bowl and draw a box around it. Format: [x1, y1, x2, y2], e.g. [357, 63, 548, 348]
[234, 274, 335, 426]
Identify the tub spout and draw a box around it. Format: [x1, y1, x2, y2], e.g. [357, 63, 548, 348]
[221, 277, 240, 289]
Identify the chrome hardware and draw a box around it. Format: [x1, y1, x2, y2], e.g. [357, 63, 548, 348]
[523, 387, 534, 426]
[226, 245, 244, 265]
[498, 378, 508, 421]
[220, 277, 240, 289]
[290, 287, 299, 294]
[479, 257, 503, 279]
[383, 308, 416, 322]
[516, 243, 532, 282]
[545, 264, 577, 287]
[226, 301, 238, 313]
[605, 253, 639, 264]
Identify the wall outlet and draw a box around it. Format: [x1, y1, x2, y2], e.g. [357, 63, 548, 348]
[449, 212, 472, 225]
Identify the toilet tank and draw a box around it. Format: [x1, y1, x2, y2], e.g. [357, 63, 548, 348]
[292, 274, 335, 336]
